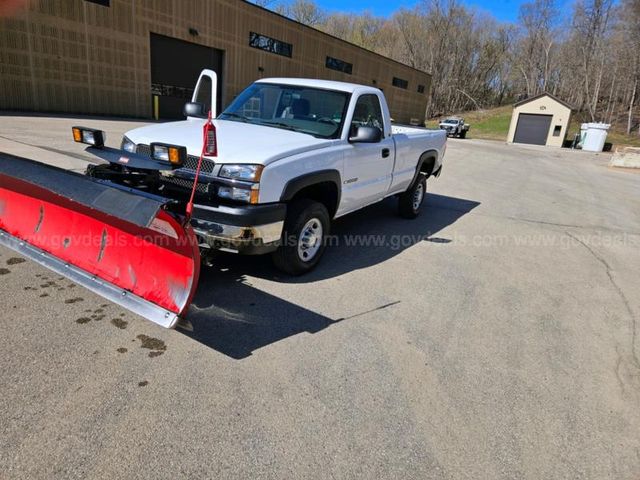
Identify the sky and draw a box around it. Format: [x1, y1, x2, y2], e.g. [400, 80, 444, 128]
[313, 0, 543, 22]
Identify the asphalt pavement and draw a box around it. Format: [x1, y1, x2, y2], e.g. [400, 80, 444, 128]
[1, 114, 639, 479]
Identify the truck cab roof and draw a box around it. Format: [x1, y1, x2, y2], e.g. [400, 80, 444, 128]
[256, 77, 381, 95]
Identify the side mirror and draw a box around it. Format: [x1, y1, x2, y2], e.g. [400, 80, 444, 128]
[349, 126, 382, 143]
[183, 101, 208, 119]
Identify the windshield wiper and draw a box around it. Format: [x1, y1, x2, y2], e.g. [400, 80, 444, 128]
[220, 112, 250, 122]
[257, 120, 301, 133]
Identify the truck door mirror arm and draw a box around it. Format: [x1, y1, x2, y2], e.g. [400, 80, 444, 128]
[348, 126, 382, 143]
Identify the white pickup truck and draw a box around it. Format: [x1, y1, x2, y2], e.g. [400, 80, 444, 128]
[86, 70, 447, 274]
[439, 117, 469, 138]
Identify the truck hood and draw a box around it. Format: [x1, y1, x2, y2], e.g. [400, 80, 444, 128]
[125, 119, 334, 165]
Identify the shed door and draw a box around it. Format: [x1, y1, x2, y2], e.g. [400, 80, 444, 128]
[513, 114, 552, 145]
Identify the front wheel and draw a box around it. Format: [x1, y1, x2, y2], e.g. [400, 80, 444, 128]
[459, 130, 467, 139]
[398, 174, 427, 219]
[272, 199, 330, 275]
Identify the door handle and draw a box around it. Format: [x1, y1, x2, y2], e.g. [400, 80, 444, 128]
[382, 148, 390, 158]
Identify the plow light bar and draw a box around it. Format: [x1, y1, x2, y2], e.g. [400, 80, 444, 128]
[150, 143, 187, 167]
[72, 126, 105, 147]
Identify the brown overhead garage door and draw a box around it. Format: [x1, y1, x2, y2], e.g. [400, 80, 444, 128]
[513, 113, 552, 145]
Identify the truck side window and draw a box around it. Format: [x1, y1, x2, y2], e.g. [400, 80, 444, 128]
[351, 94, 384, 134]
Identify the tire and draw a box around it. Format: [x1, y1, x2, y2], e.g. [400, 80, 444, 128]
[398, 174, 427, 219]
[272, 199, 330, 275]
[459, 130, 467, 139]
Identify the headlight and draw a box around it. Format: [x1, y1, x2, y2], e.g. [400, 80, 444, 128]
[218, 164, 264, 182]
[121, 136, 136, 153]
[217, 185, 259, 204]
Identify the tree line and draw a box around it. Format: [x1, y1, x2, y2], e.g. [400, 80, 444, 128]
[253, 0, 639, 134]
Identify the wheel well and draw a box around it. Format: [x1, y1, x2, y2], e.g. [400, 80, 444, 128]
[290, 182, 339, 218]
[420, 154, 437, 177]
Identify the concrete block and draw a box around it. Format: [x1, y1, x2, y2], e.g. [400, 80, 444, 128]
[610, 147, 640, 168]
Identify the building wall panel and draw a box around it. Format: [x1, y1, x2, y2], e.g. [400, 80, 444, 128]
[0, 0, 431, 123]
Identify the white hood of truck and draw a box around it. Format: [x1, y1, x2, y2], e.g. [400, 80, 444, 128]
[125, 118, 334, 165]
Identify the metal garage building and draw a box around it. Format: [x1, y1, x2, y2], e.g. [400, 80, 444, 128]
[507, 93, 572, 147]
[0, 0, 431, 123]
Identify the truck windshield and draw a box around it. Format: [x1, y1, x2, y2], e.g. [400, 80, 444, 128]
[443, 119, 459, 123]
[219, 83, 349, 139]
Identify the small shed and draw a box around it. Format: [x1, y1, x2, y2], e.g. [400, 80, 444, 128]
[507, 93, 572, 147]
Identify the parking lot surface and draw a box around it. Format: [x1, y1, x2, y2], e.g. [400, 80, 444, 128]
[1, 114, 639, 479]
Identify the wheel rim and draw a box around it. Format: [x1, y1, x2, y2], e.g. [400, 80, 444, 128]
[413, 183, 424, 211]
[297, 218, 323, 262]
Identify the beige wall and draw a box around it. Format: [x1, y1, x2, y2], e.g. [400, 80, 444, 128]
[0, 0, 431, 123]
[507, 96, 572, 147]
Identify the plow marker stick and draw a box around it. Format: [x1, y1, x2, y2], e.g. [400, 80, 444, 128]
[185, 110, 216, 222]
[0, 153, 200, 328]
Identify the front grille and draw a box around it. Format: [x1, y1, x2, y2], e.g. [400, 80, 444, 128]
[184, 154, 215, 173]
[135, 143, 152, 157]
[162, 175, 212, 194]
[136, 144, 215, 174]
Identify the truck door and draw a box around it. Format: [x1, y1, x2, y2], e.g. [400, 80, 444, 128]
[340, 93, 395, 213]
[191, 69, 218, 118]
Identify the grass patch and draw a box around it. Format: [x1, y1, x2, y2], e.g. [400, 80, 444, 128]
[427, 106, 512, 141]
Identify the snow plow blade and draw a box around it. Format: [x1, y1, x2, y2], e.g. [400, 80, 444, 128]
[0, 153, 200, 328]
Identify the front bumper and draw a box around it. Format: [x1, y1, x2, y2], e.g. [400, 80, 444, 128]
[191, 202, 286, 254]
[84, 143, 286, 254]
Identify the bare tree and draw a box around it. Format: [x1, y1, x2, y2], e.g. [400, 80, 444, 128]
[570, 0, 615, 120]
[513, 0, 559, 96]
[322, 12, 386, 50]
[620, 0, 640, 134]
[277, 0, 326, 26]
[262, 0, 640, 132]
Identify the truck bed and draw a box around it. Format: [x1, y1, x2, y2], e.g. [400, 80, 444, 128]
[391, 124, 447, 157]
[391, 124, 437, 135]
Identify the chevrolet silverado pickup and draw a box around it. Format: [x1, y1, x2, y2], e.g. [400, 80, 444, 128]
[85, 70, 447, 275]
[439, 117, 469, 138]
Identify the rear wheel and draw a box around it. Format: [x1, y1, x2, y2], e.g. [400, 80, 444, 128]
[398, 174, 427, 219]
[272, 199, 330, 275]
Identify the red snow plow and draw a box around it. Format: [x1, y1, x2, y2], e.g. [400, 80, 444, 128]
[0, 154, 201, 327]
[0, 140, 206, 328]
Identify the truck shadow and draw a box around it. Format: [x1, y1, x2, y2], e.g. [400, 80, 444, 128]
[182, 193, 479, 359]
[184, 274, 343, 359]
